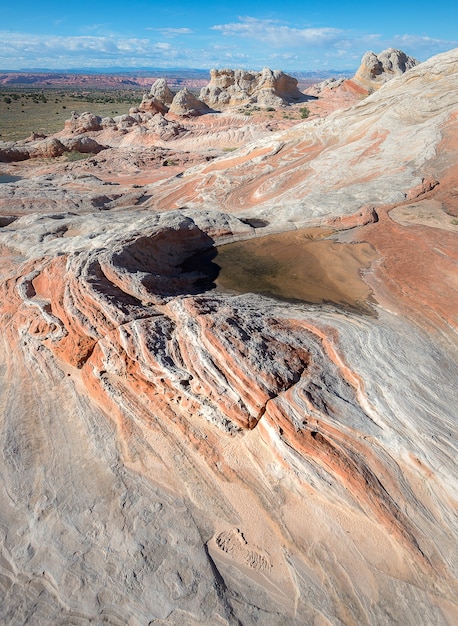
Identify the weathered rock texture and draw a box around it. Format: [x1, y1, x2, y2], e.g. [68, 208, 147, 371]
[353, 47, 419, 91]
[149, 77, 176, 105]
[305, 48, 419, 114]
[139, 68, 306, 116]
[168, 87, 211, 117]
[0, 48, 457, 625]
[140, 78, 177, 114]
[200, 67, 306, 108]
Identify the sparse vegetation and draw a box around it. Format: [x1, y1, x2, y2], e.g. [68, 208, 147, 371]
[451, 218, 458, 226]
[0, 86, 143, 141]
[300, 106, 310, 119]
[65, 151, 90, 162]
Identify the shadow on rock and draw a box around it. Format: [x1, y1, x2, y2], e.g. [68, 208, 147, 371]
[107, 218, 220, 300]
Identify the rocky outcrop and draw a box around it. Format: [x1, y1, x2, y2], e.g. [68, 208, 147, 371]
[149, 77, 176, 105]
[0, 137, 66, 161]
[139, 78, 176, 114]
[305, 76, 346, 96]
[145, 49, 458, 230]
[0, 135, 107, 162]
[139, 79, 212, 117]
[0, 170, 148, 213]
[305, 48, 419, 107]
[199, 67, 305, 108]
[64, 110, 103, 133]
[353, 47, 419, 91]
[60, 135, 106, 154]
[168, 87, 211, 117]
[140, 69, 306, 114]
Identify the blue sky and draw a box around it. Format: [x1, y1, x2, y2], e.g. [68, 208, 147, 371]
[1, 1, 457, 71]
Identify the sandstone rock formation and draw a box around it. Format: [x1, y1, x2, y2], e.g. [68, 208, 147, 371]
[305, 48, 419, 114]
[139, 68, 306, 115]
[168, 87, 211, 117]
[139, 77, 176, 114]
[306, 76, 346, 95]
[0, 48, 457, 625]
[1, 99, 286, 164]
[64, 110, 103, 133]
[200, 67, 306, 108]
[60, 135, 106, 154]
[0, 134, 106, 162]
[353, 47, 419, 90]
[149, 77, 176, 105]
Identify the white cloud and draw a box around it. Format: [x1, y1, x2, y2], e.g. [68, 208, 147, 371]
[391, 33, 458, 51]
[145, 27, 193, 37]
[210, 16, 458, 66]
[0, 32, 187, 68]
[212, 17, 343, 48]
[0, 25, 455, 71]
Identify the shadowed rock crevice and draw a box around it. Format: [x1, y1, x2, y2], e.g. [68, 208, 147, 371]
[106, 222, 219, 300]
[203, 544, 243, 626]
[0, 216, 18, 227]
[239, 218, 270, 228]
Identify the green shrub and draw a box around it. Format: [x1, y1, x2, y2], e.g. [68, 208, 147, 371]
[300, 107, 310, 119]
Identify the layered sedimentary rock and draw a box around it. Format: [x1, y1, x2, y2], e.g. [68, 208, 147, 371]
[0, 48, 457, 624]
[147, 48, 456, 231]
[0, 105, 280, 163]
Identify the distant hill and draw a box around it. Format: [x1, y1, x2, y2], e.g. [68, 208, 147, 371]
[0, 68, 354, 91]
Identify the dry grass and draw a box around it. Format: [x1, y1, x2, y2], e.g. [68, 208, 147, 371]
[0, 87, 143, 142]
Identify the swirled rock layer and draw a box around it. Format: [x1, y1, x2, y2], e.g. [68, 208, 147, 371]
[0, 48, 457, 625]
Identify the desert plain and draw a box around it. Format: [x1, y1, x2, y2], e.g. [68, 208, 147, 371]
[0, 48, 457, 625]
